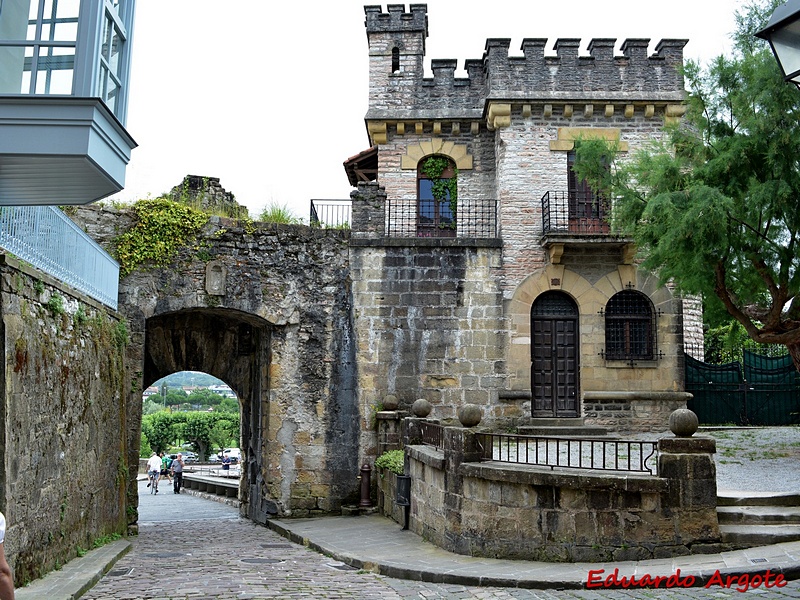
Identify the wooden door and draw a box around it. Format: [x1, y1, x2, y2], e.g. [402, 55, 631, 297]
[531, 292, 579, 417]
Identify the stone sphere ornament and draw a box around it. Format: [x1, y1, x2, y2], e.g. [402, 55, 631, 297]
[669, 408, 699, 437]
[412, 398, 432, 418]
[382, 394, 399, 411]
[458, 404, 483, 428]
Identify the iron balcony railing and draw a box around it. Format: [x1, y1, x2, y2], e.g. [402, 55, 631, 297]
[387, 197, 498, 238]
[0, 206, 119, 309]
[542, 191, 617, 236]
[310, 200, 351, 229]
[477, 432, 658, 475]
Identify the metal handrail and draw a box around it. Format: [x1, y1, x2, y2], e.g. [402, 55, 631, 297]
[477, 432, 658, 475]
[0, 206, 119, 309]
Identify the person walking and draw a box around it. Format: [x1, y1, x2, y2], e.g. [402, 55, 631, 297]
[171, 453, 185, 494]
[146, 452, 161, 493]
[160, 452, 173, 484]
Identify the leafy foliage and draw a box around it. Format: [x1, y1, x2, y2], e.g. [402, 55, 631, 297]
[374, 449, 404, 475]
[573, 0, 800, 369]
[257, 203, 303, 224]
[113, 197, 209, 276]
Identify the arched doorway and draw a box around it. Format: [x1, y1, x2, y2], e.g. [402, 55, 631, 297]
[531, 291, 579, 418]
[142, 308, 271, 523]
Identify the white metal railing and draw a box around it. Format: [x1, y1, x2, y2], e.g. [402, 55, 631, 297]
[0, 206, 119, 309]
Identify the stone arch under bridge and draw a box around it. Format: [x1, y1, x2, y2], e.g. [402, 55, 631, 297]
[82, 205, 361, 525]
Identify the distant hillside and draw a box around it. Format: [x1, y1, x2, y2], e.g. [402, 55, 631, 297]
[152, 371, 225, 388]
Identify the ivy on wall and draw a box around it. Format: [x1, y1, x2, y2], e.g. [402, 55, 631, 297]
[114, 198, 209, 276]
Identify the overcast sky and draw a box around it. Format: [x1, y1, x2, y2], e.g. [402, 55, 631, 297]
[110, 0, 743, 221]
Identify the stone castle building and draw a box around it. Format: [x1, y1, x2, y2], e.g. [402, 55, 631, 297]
[346, 4, 696, 437]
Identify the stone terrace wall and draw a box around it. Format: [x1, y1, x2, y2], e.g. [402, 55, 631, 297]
[0, 255, 128, 585]
[401, 420, 721, 562]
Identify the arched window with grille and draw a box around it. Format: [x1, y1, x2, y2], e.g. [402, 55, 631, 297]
[604, 290, 655, 361]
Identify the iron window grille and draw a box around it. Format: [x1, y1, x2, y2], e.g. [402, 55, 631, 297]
[601, 290, 658, 364]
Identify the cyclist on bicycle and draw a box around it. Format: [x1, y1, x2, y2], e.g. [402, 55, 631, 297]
[146, 452, 162, 493]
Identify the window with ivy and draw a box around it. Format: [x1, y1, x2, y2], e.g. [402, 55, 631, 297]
[604, 290, 655, 361]
[417, 155, 457, 238]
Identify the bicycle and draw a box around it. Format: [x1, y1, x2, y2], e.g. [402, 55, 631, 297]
[147, 469, 159, 494]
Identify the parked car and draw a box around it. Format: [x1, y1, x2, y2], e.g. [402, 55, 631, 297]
[218, 447, 241, 464]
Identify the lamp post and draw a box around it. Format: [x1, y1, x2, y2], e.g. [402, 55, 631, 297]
[756, 0, 800, 88]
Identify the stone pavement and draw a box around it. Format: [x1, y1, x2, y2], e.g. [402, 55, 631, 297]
[10, 476, 800, 599]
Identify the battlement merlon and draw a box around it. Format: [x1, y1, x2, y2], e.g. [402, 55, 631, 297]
[364, 4, 429, 36]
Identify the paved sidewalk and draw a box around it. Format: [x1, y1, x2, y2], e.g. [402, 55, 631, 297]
[268, 514, 800, 589]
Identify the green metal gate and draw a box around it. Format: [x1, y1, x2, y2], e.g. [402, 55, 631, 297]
[685, 351, 800, 425]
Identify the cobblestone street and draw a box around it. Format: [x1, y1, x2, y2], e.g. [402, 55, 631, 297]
[79, 480, 800, 600]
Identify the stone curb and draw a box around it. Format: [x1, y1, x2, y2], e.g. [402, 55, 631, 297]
[265, 516, 800, 591]
[14, 539, 131, 600]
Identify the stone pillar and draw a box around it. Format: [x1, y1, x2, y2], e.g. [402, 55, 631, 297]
[350, 182, 386, 238]
[441, 426, 482, 554]
[376, 411, 405, 454]
[657, 436, 722, 546]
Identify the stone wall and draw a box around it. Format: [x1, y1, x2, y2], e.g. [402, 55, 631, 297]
[73, 204, 358, 522]
[0, 255, 128, 585]
[399, 419, 722, 562]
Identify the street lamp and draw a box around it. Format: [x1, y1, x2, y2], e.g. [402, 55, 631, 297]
[756, 0, 800, 88]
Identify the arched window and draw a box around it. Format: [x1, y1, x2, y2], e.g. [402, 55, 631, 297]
[391, 47, 400, 73]
[604, 290, 655, 361]
[417, 155, 456, 238]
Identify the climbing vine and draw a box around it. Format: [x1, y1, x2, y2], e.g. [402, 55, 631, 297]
[420, 156, 458, 227]
[113, 198, 209, 276]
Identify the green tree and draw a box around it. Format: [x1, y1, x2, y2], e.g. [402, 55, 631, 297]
[141, 411, 178, 454]
[209, 415, 239, 458]
[575, 0, 800, 370]
[178, 412, 219, 461]
[186, 388, 224, 407]
[218, 397, 240, 414]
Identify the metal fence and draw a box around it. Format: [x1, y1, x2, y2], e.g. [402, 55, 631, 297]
[541, 191, 615, 235]
[0, 206, 119, 309]
[386, 197, 498, 238]
[685, 350, 800, 425]
[310, 200, 351, 229]
[418, 421, 444, 449]
[477, 433, 658, 475]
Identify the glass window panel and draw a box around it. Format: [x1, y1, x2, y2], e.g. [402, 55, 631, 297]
[55, 0, 79, 18]
[20, 70, 31, 93]
[43, 0, 52, 17]
[53, 20, 77, 41]
[418, 199, 435, 224]
[419, 179, 434, 201]
[47, 65, 72, 93]
[108, 24, 120, 74]
[26, 23, 37, 40]
[29, 0, 39, 20]
[104, 75, 118, 112]
[39, 23, 50, 40]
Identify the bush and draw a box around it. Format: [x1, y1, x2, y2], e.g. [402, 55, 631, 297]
[374, 449, 404, 475]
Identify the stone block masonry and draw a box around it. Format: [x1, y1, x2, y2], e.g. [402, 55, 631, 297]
[0, 255, 129, 585]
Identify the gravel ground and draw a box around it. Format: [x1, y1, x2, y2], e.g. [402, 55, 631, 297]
[702, 426, 800, 493]
[635, 426, 800, 494]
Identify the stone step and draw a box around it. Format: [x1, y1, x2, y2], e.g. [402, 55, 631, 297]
[719, 524, 800, 547]
[717, 491, 800, 507]
[717, 505, 800, 525]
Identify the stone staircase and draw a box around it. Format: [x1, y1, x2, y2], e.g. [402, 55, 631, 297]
[718, 492, 800, 548]
[517, 417, 610, 438]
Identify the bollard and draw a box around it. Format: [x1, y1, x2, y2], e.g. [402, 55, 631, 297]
[359, 463, 373, 508]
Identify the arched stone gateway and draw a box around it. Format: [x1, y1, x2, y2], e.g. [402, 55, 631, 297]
[143, 308, 272, 523]
[75, 204, 360, 526]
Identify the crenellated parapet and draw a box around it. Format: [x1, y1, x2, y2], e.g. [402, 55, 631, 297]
[364, 4, 687, 126]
